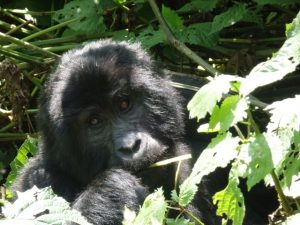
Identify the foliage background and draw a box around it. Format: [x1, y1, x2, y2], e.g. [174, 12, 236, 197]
[0, 0, 300, 224]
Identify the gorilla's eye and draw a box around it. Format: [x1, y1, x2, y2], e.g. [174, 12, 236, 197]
[119, 97, 131, 112]
[87, 115, 101, 126]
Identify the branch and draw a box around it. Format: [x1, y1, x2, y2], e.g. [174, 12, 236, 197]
[147, 0, 219, 76]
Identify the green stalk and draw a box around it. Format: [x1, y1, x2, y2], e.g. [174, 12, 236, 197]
[271, 169, 292, 215]
[0, 32, 59, 58]
[247, 109, 292, 215]
[147, 0, 219, 76]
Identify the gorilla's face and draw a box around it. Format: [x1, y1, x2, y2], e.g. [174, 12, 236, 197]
[39, 40, 184, 181]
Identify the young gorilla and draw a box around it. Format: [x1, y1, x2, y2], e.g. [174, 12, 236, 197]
[13, 40, 217, 224]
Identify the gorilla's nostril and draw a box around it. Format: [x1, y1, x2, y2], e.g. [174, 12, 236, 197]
[118, 139, 141, 157]
[132, 139, 141, 153]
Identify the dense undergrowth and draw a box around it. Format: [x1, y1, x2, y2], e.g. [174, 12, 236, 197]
[0, 0, 300, 224]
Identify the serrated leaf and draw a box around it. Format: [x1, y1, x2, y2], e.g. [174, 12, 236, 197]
[209, 95, 248, 132]
[53, 0, 106, 35]
[283, 175, 300, 198]
[245, 134, 274, 190]
[2, 186, 91, 225]
[176, 133, 239, 207]
[6, 137, 38, 187]
[187, 75, 238, 122]
[283, 213, 300, 225]
[240, 12, 300, 95]
[266, 95, 300, 132]
[179, 22, 218, 48]
[213, 179, 245, 225]
[210, 3, 248, 34]
[178, 0, 218, 13]
[254, 0, 300, 5]
[162, 5, 184, 31]
[136, 26, 165, 49]
[130, 188, 167, 225]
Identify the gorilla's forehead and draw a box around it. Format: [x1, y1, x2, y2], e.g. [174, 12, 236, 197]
[48, 40, 159, 117]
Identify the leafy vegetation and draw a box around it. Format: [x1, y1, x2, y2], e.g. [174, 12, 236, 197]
[0, 0, 300, 224]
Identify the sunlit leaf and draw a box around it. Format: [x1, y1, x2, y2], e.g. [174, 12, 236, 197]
[188, 75, 238, 122]
[175, 133, 239, 207]
[213, 179, 245, 225]
[6, 136, 38, 187]
[2, 186, 91, 225]
[240, 12, 300, 95]
[209, 95, 248, 132]
[245, 134, 274, 190]
[125, 188, 167, 225]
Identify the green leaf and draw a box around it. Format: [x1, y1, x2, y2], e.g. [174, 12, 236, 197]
[53, 0, 106, 35]
[266, 95, 300, 132]
[175, 133, 239, 207]
[178, 0, 218, 13]
[240, 12, 300, 95]
[254, 0, 300, 5]
[245, 134, 274, 190]
[209, 95, 248, 132]
[210, 3, 248, 34]
[162, 5, 184, 31]
[283, 213, 300, 225]
[179, 22, 219, 48]
[6, 137, 38, 187]
[213, 179, 245, 225]
[136, 26, 165, 49]
[125, 188, 167, 225]
[187, 75, 238, 122]
[2, 186, 91, 225]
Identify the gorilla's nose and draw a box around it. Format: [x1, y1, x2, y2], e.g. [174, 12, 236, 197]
[118, 139, 141, 156]
[115, 133, 142, 159]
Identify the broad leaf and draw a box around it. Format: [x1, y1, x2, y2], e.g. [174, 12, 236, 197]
[188, 75, 237, 121]
[124, 188, 167, 225]
[266, 95, 300, 132]
[6, 136, 38, 187]
[175, 133, 239, 207]
[53, 0, 106, 35]
[209, 95, 248, 132]
[240, 12, 300, 95]
[255, 0, 300, 5]
[210, 3, 248, 34]
[2, 186, 91, 225]
[245, 134, 274, 190]
[136, 26, 165, 49]
[213, 179, 245, 225]
[162, 5, 184, 31]
[179, 22, 219, 48]
[178, 0, 218, 13]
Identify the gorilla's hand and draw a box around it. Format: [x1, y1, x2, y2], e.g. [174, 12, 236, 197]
[72, 169, 148, 225]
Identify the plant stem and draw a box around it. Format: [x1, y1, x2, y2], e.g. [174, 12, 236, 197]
[0, 32, 59, 58]
[147, 0, 219, 76]
[248, 109, 292, 215]
[184, 209, 204, 225]
[270, 169, 293, 215]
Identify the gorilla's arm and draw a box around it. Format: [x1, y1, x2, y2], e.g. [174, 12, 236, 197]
[72, 169, 148, 225]
[12, 154, 81, 202]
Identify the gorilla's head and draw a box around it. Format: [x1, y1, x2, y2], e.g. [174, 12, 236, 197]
[38, 40, 185, 184]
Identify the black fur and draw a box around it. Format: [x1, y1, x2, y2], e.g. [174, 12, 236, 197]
[13, 40, 217, 224]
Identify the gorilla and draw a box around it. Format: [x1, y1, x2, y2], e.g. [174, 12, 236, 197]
[13, 40, 217, 224]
